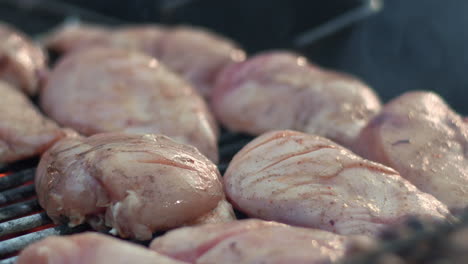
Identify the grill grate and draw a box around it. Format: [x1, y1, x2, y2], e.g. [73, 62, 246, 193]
[0, 131, 253, 263]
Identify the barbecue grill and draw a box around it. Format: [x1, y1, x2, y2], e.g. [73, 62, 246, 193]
[0, 1, 466, 263]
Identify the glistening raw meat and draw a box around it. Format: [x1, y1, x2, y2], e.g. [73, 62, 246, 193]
[41, 47, 218, 162]
[157, 26, 245, 98]
[354, 91, 468, 211]
[150, 219, 372, 264]
[0, 22, 47, 95]
[0, 81, 68, 163]
[17, 232, 187, 264]
[43, 23, 111, 54]
[211, 51, 381, 147]
[44, 23, 167, 57]
[109, 24, 167, 56]
[224, 130, 450, 237]
[36, 133, 233, 240]
[44, 23, 244, 98]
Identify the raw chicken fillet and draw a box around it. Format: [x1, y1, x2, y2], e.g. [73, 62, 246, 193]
[17, 232, 187, 264]
[211, 51, 381, 147]
[0, 23, 47, 95]
[224, 130, 450, 237]
[41, 47, 218, 162]
[355, 91, 468, 211]
[0, 81, 67, 163]
[36, 133, 232, 240]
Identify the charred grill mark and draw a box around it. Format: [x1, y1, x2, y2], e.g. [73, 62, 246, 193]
[392, 139, 411, 146]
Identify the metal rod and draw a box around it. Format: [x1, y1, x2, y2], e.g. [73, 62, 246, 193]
[0, 212, 51, 237]
[293, 0, 383, 48]
[0, 169, 35, 191]
[0, 224, 89, 257]
[0, 184, 35, 206]
[0, 199, 40, 222]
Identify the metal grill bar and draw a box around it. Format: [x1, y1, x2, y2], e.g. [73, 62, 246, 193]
[0, 169, 35, 191]
[0, 199, 40, 222]
[0, 224, 89, 257]
[0, 212, 51, 237]
[0, 184, 35, 206]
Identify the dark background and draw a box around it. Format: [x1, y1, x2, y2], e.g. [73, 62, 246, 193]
[3, 0, 467, 114]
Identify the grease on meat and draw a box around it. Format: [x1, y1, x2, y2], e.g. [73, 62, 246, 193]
[36, 133, 231, 240]
[224, 130, 450, 237]
[0, 81, 68, 163]
[41, 47, 218, 162]
[354, 91, 468, 211]
[211, 51, 381, 147]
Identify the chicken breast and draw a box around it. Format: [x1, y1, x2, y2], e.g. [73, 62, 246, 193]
[188, 199, 236, 226]
[150, 219, 372, 264]
[44, 23, 167, 57]
[0, 81, 68, 163]
[44, 24, 243, 98]
[0, 23, 47, 95]
[157, 26, 246, 98]
[43, 23, 111, 54]
[109, 24, 167, 57]
[224, 130, 450, 237]
[36, 133, 228, 240]
[211, 51, 381, 147]
[17, 232, 187, 264]
[354, 91, 468, 211]
[41, 47, 218, 162]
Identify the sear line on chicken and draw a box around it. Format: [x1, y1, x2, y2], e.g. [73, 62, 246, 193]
[224, 130, 451, 237]
[150, 219, 373, 264]
[41, 47, 219, 162]
[17, 232, 188, 264]
[354, 91, 468, 212]
[211, 51, 381, 148]
[36, 133, 233, 240]
[0, 22, 47, 95]
[0, 81, 69, 163]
